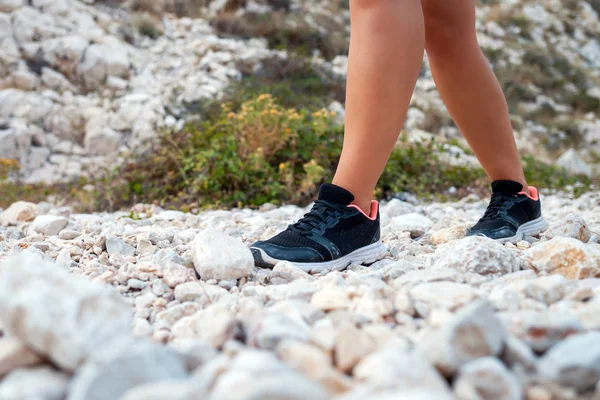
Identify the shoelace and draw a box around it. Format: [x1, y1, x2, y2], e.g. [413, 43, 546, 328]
[479, 192, 515, 221]
[289, 200, 348, 236]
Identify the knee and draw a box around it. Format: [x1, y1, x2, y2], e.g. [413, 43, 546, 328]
[423, 7, 477, 55]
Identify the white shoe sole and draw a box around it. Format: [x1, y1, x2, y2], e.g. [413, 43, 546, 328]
[473, 215, 549, 244]
[251, 241, 387, 273]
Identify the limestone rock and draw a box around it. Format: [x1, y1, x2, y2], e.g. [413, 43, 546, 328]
[453, 357, 522, 400]
[418, 301, 505, 377]
[499, 310, 584, 353]
[209, 349, 328, 400]
[0, 201, 38, 225]
[354, 347, 449, 393]
[556, 149, 593, 177]
[120, 381, 196, 400]
[31, 214, 68, 236]
[334, 323, 376, 373]
[0, 337, 43, 378]
[192, 229, 254, 280]
[430, 224, 469, 245]
[544, 214, 591, 242]
[432, 236, 518, 277]
[0, 366, 70, 400]
[522, 237, 600, 279]
[106, 235, 136, 257]
[69, 341, 188, 400]
[410, 281, 478, 317]
[538, 332, 600, 393]
[0, 253, 132, 371]
[387, 213, 432, 238]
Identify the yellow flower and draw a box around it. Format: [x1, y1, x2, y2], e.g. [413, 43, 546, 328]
[285, 128, 291, 133]
[279, 162, 286, 170]
[227, 112, 236, 119]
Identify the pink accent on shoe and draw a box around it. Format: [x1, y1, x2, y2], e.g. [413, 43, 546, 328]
[519, 186, 539, 201]
[348, 201, 379, 221]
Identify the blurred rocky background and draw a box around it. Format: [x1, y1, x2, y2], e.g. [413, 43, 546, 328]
[0, 0, 598, 210]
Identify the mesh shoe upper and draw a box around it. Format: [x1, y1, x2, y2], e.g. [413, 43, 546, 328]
[468, 180, 542, 240]
[252, 184, 380, 264]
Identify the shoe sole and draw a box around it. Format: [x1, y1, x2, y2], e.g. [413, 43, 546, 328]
[471, 215, 549, 244]
[251, 241, 388, 273]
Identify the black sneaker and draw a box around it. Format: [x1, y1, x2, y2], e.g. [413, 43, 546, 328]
[251, 184, 387, 272]
[467, 180, 549, 242]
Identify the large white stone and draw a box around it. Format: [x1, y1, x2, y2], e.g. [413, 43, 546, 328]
[79, 41, 129, 89]
[0, 366, 69, 400]
[0, 201, 38, 225]
[192, 229, 254, 281]
[538, 332, 600, 392]
[0, 337, 43, 377]
[69, 341, 188, 400]
[31, 214, 68, 236]
[556, 149, 593, 177]
[453, 357, 522, 400]
[432, 236, 518, 277]
[0, 253, 132, 371]
[522, 237, 600, 279]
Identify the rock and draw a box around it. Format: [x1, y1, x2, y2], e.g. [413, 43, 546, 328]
[173, 281, 228, 304]
[0, 201, 38, 225]
[430, 224, 469, 245]
[59, 229, 81, 240]
[168, 339, 218, 372]
[501, 336, 538, 372]
[278, 340, 351, 395]
[544, 214, 591, 242]
[334, 323, 376, 373]
[432, 237, 518, 277]
[84, 125, 122, 155]
[192, 229, 254, 280]
[418, 301, 505, 377]
[522, 237, 600, 279]
[209, 349, 328, 400]
[387, 213, 432, 238]
[0, 253, 132, 371]
[79, 42, 130, 89]
[120, 380, 195, 400]
[538, 332, 600, 393]
[186, 304, 236, 348]
[311, 284, 349, 311]
[0, 366, 70, 400]
[354, 347, 450, 392]
[499, 310, 584, 353]
[381, 199, 416, 218]
[69, 341, 188, 400]
[0, 337, 43, 377]
[556, 149, 593, 177]
[410, 281, 478, 317]
[31, 214, 68, 236]
[106, 235, 136, 257]
[0, 0, 24, 13]
[246, 312, 313, 350]
[453, 357, 522, 400]
[269, 261, 314, 283]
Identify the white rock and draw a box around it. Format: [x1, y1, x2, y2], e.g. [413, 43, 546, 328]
[106, 235, 136, 257]
[0, 337, 43, 377]
[334, 323, 376, 373]
[69, 341, 188, 400]
[0, 366, 70, 400]
[311, 284, 349, 311]
[209, 349, 328, 400]
[0, 201, 38, 225]
[544, 214, 591, 242]
[557, 149, 593, 177]
[499, 310, 584, 353]
[120, 380, 196, 400]
[79, 41, 129, 89]
[0, 253, 132, 371]
[0, 0, 24, 13]
[453, 357, 522, 400]
[173, 281, 228, 304]
[538, 332, 600, 392]
[354, 347, 449, 392]
[410, 281, 478, 317]
[381, 199, 416, 218]
[189, 304, 236, 348]
[192, 229, 254, 280]
[388, 213, 432, 238]
[418, 301, 505, 377]
[522, 237, 600, 280]
[31, 214, 68, 236]
[430, 224, 469, 245]
[432, 237, 518, 277]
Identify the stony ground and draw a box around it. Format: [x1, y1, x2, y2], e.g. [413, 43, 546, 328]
[0, 191, 600, 399]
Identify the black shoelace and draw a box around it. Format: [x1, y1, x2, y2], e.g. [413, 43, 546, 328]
[479, 192, 515, 222]
[289, 200, 348, 236]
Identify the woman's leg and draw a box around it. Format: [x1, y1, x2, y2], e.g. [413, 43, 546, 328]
[332, 0, 425, 212]
[422, 0, 529, 193]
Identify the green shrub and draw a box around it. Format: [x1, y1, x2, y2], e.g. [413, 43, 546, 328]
[95, 94, 344, 210]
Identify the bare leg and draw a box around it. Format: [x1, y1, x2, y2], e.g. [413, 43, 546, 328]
[422, 0, 529, 193]
[333, 0, 425, 211]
